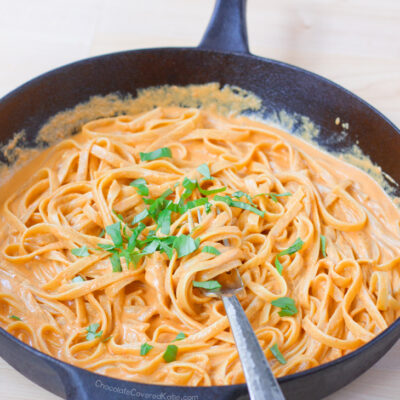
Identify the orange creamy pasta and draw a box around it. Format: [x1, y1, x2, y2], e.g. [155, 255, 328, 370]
[0, 107, 399, 385]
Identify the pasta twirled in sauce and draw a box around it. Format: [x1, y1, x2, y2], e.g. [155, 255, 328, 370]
[0, 107, 399, 385]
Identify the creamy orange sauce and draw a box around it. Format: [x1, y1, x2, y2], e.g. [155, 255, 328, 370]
[0, 107, 399, 386]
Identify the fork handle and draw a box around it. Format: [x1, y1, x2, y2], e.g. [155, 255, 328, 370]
[222, 295, 286, 400]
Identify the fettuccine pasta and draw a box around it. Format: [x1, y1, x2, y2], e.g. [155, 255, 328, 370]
[0, 106, 399, 385]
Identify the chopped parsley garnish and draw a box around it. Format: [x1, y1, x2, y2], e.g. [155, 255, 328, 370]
[270, 344, 287, 364]
[99, 229, 105, 238]
[72, 276, 85, 283]
[278, 238, 304, 256]
[106, 221, 123, 247]
[97, 243, 116, 251]
[180, 197, 209, 213]
[140, 147, 172, 161]
[193, 280, 222, 290]
[130, 178, 149, 196]
[163, 344, 178, 363]
[135, 235, 176, 260]
[274, 238, 304, 275]
[275, 258, 284, 275]
[140, 342, 153, 356]
[71, 245, 89, 257]
[156, 237, 175, 259]
[232, 191, 256, 206]
[148, 189, 173, 217]
[128, 222, 146, 251]
[102, 335, 113, 343]
[173, 332, 186, 342]
[95, 171, 224, 271]
[197, 163, 213, 180]
[214, 195, 265, 217]
[141, 240, 160, 255]
[112, 209, 124, 221]
[173, 235, 200, 258]
[132, 209, 149, 225]
[9, 315, 21, 321]
[110, 252, 122, 272]
[197, 184, 226, 196]
[157, 209, 172, 235]
[320, 235, 327, 257]
[255, 192, 292, 203]
[201, 246, 221, 256]
[182, 177, 197, 200]
[86, 323, 103, 341]
[271, 297, 298, 317]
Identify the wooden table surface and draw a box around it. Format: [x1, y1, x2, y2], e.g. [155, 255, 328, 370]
[0, 0, 399, 399]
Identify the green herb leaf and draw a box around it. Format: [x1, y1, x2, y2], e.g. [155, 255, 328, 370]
[157, 209, 172, 235]
[106, 222, 123, 248]
[132, 209, 149, 226]
[143, 197, 155, 205]
[140, 147, 172, 162]
[140, 240, 160, 256]
[110, 252, 122, 272]
[270, 344, 287, 364]
[163, 344, 178, 363]
[205, 203, 212, 214]
[128, 222, 145, 251]
[201, 246, 221, 256]
[320, 235, 327, 258]
[138, 235, 175, 259]
[197, 163, 213, 180]
[214, 195, 265, 217]
[255, 192, 292, 203]
[9, 315, 21, 321]
[197, 183, 226, 196]
[271, 297, 298, 317]
[148, 189, 173, 217]
[158, 240, 174, 259]
[72, 276, 85, 283]
[182, 177, 197, 200]
[140, 342, 154, 356]
[179, 197, 209, 213]
[112, 209, 124, 221]
[132, 252, 144, 267]
[102, 335, 113, 343]
[86, 323, 103, 341]
[173, 235, 200, 258]
[232, 191, 256, 206]
[99, 229, 105, 238]
[173, 332, 186, 342]
[278, 238, 304, 256]
[119, 248, 133, 269]
[193, 280, 222, 290]
[71, 245, 89, 257]
[274, 257, 284, 275]
[97, 243, 116, 251]
[130, 178, 149, 196]
[164, 201, 179, 213]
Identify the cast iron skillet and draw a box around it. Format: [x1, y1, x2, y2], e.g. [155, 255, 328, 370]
[0, 0, 399, 399]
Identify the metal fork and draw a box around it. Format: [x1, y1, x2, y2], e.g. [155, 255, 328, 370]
[188, 207, 285, 400]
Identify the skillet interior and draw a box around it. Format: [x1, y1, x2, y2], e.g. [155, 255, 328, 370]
[0, 47, 399, 400]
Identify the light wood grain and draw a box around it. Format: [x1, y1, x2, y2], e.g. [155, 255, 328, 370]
[0, 1, 399, 399]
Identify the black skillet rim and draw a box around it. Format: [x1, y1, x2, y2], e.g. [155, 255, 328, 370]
[0, 45, 399, 395]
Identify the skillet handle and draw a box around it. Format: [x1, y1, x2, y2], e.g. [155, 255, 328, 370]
[199, 0, 249, 53]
